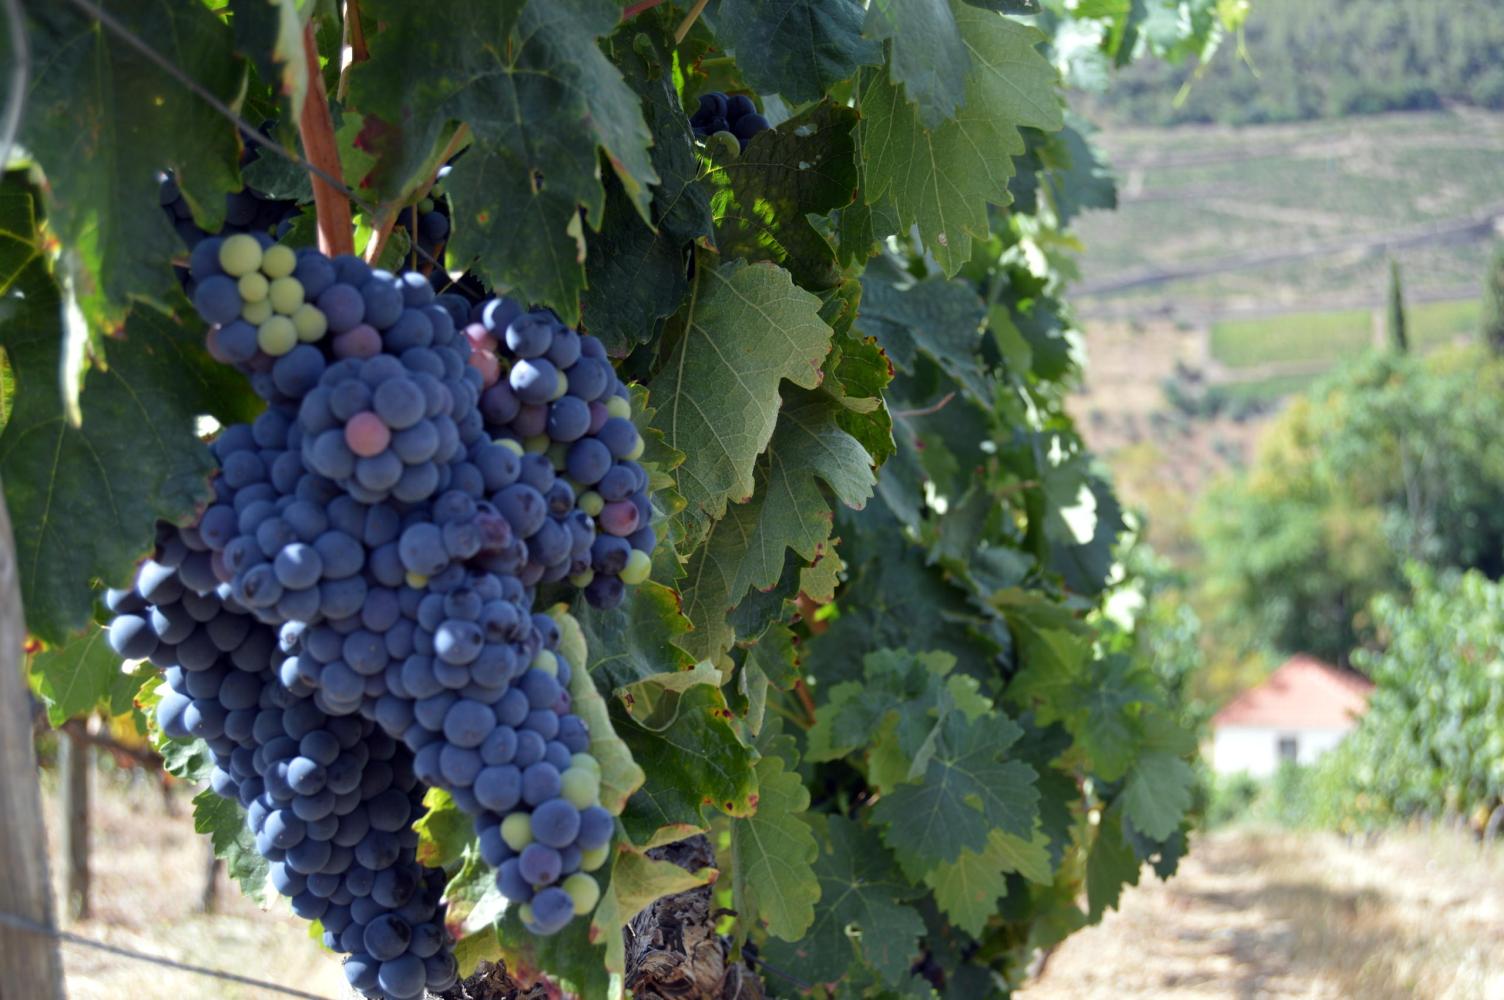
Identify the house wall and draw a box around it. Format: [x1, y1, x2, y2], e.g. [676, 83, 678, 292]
[1211, 725, 1351, 777]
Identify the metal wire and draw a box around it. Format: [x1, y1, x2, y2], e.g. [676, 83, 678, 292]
[0, 0, 30, 172]
[0, 909, 334, 999]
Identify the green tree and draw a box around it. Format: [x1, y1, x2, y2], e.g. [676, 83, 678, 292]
[1481, 242, 1504, 356]
[1196, 348, 1504, 664]
[1387, 258, 1408, 353]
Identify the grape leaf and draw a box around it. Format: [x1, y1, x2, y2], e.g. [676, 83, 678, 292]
[1122, 751, 1195, 841]
[860, 7, 1063, 273]
[710, 0, 879, 104]
[924, 827, 1051, 935]
[18, 2, 243, 326]
[228, 0, 307, 120]
[28, 625, 122, 727]
[857, 273, 989, 403]
[711, 103, 860, 291]
[863, 0, 970, 128]
[583, 27, 712, 355]
[0, 258, 240, 642]
[573, 581, 696, 693]
[554, 610, 647, 815]
[193, 788, 267, 903]
[349, 0, 657, 320]
[677, 389, 874, 659]
[647, 261, 833, 536]
[731, 754, 820, 941]
[1086, 806, 1142, 920]
[413, 788, 473, 869]
[442, 852, 509, 975]
[761, 816, 924, 988]
[614, 682, 756, 845]
[869, 711, 1038, 869]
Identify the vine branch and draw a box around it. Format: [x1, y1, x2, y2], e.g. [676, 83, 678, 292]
[674, 0, 710, 43]
[300, 21, 354, 257]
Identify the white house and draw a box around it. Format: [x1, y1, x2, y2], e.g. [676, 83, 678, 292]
[1210, 655, 1374, 777]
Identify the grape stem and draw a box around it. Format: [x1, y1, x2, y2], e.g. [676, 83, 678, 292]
[891, 391, 956, 418]
[300, 21, 355, 257]
[621, 0, 668, 19]
[674, 0, 710, 43]
[363, 123, 471, 265]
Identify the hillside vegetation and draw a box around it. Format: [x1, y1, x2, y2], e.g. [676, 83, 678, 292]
[1094, 0, 1504, 125]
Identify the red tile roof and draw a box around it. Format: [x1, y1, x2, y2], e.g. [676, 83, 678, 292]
[1212, 655, 1374, 730]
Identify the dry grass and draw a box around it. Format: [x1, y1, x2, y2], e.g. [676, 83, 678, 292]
[39, 766, 350, 1000]
[1020, 827, 1504, 1000]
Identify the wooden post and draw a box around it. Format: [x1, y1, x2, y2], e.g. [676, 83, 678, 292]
[58, 730, 90, 920]
[0, 481, 65, 999]
[200, 843, 220, 914]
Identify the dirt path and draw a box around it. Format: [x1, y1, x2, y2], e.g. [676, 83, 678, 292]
[1020, 828, 1504, 1000]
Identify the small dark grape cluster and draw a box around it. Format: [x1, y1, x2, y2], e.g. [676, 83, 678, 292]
[690, 91, 770, 150]
[107, 228, 656, 995]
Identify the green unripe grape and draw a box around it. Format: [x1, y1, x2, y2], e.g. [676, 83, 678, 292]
[269, 276, 304, 315]
[292, 303, 328, 342]
[551, 372, 569, 401]
[547, 441, 570, 469]
[405, 571, 428, 590]
[707, 131, 741, 160]
[561, 767, 600, 809]
[257, 316, 298, 356]
[238, 272, 269, 303]
[496, 437, 524, 456]
[260, 243, 297, 279]
[418, 197, 435, 213]
[218, 233, 263, 277]
[620, 549, 652, 586]
[605, 396, 632, 420]
[531, 649, 558, 677]
[569, 569, 595, 589]
[570, 753, 601, 775]
[563, 873, 600, 915]
[524, 434, 549, 454]
[626, 434, 645, 461]
[517, 902, 535, 926]
[578, 491, 605, 517]
[580, 844, 609, 872]
[242, 298, 273, 324]
[501, 812, 533, 851]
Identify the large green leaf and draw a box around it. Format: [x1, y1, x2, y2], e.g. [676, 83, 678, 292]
[29, 624, 121, 727]
[647, 261, 833, 535]
[1086, 806, 1142, 921]
[349, 0, 657, 320]
[869, 711, 1038, 870]
[857, 273, 990, 403]
[555, 610, 647, 815]
[860, 7, 1062, 273]
[0, 259, 241, 642]
[574, 581, 696, 693]
[730, 753, 820, 941]
[193, 789, 267, 903]
[678, 390, 874, 659]
[864, 0, 969, 128]
[583, 25, 712, 355]
[18, 3, 243, 326]
[761, 816, 924, 988]
[614, 680, 757, 845]
[1122, 751, 1195, 841]
[710, 0, 879, 103]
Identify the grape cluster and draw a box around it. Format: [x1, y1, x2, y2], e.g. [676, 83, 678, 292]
[107, 527, 459, 1000]
[398, 168, 452, 264]
[690, 92, 770, 150]
[466, 299, 655, 609]
[107, 233, 658, 991]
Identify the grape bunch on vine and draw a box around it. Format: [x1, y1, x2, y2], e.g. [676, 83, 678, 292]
[0, 0, 1239, 996]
